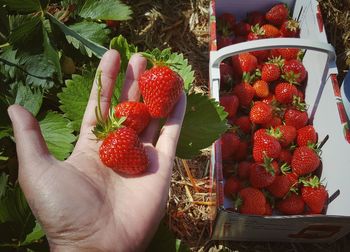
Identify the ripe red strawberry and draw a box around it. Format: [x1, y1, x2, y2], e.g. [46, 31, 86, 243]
[286, 171, 299, 188]
[234, 116, 252, 134]
[224, 176, 241, 197]
[238, 161, 253, 179]
[139, 65, 183, 118]
[284, 108, 308, 130]
[280, 19, 300, 37]
[221, 132, 240, 161]
[277, 193, 305, 215]
[232, 53, 258, 76]
[236, 187, 266, 215]
[220, 62, 233, 90]
[264, 202, 273, 216]
[114, 101, 151, 134]
[253, 132, 281, 162]
[262, 116, 282, 129]
[261, 63, 281, 82]
[283, 59, 307, 84]
[270, 48, 301, 60]
[296, 125, 317, 146]
[301, 176, 328, 214]
[249, 158, 278, 188]
[261, 94, 277, 106]
[232, 140, 249, 161]
[253, 128, 268, 142]
[217, 35, 233, 49]
[249, 101, 273, 125]
[276, 125, 297, 147]
[220, 94, 239, 118]
[267, 163, 293, 198]
[234, 21, 251, 36]
[274, 82, 298, 104]
[291, 146, 320, 176]
[265, 3, 289, 27]
[253, 80, 269, 98]
[247, 11, 266, 26]
[99, 127, 148, 175]
[232, 36, 247, 44]
[279, 149, 292, 164]
[93, 71, 149, 175]
[247, 24, 264, 41]
[261, 24, 281, 38]
[232, 82, 255, 107]
[106, 20, 120, 28]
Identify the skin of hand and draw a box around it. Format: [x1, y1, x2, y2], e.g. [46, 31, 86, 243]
[7, 50, 187, 252]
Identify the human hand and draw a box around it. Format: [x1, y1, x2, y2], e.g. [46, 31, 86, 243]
[8, 50, 186, 252]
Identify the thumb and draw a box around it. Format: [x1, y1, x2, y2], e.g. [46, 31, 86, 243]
[8, 105, 52, 181]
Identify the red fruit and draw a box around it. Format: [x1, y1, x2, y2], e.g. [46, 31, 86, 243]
[274, 82, 299, 104]
[99, 127, 149, 175]
[114, 101, 151, 134]
[222, 162, 235, 179]
[234, 21, 251, 36]
[271, 48, 301, 61]
[232, 36, 247, 44]
[220, 62, 233, 89]
[253, 128, 268, 142]
[291, 146, 320, 176]
[232, 140, 249, 161]
[234, 116, 252, 134]
[283, 59, 307, 84]
[221, 132, 240, 161]
[265, 3, 289, 27]
[250, 102, 273, 125]
[251, 49, 270, 63]
[232, 53, 258, 76]
[217, 35, 233, 49]
[220, 95, 239, 118]
[262, 116, 282, 129]
[264, 202, 273, 216]
[261, 63, 281, 82]
[238, 161, 253, 179]
[106, 20, 120, 28]
[261, 94, 277, 106]
[253, 80, 269, 98]
[279, 149, 293, 164]
[276, 125, 297, 147]
[296, 125, 317, 146]
[267, 174, 293, 198]
[139, 65, 183, 118]
[224, 176, 241, 197]
[250, 158, 278, 188]
[247, 11, 266, 26]
[284, 108, 308, 130]
[261, 24, 281, 38]
[280, 19, 300, 38]
[237, 187, 266, 215]
[232, 82, 255, 108]
[301, 176, 328, 214]
[253, 133, 281, 162]
[286, 171, 299, 187]
[277, 193, 305, 215]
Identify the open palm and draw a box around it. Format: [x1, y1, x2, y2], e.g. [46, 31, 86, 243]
[8, 50, 186, 252]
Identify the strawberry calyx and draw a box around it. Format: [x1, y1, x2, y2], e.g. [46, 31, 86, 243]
[92, 70, 126, 140]
[267, 56, 285, 68]
[261, 155, 276, 175]
[280, 162, 291, 175]
[285, 19, 300, 32]
[251, 23, 265, 36]
[292, 95, 308, 111]
[300, 175, 322, 188]
[267, 127, 283, 140]
[282, 71, 300, 85]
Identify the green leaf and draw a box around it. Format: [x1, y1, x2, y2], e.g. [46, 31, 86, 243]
[48, 13, 108, 58]
[58, 72, 94, 131]
[146, 221, 190, 252]
[39, 111, 76, 160]
[8, 15, 43, 51]
[20, 221, 45, 246]
[79, 0, 132, 21]
[0, 128, 12, 140]
[1, 0, 41, 13]
[176, 93, 228, 159]
[109, 35, 138, 72]
[0, 47, 19, 79]
[0, 173, 8, 198]
[14, 83, 43, 116]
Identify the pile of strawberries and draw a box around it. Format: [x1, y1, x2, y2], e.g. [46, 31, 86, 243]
[218, 4, 328, 216]
[93, 61, 184, 176]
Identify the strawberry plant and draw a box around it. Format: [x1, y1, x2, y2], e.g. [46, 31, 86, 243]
[0, 1, 229, 251]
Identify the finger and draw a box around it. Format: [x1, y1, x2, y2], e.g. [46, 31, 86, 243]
[156, 92, 187, 159]
[120, 53, 147, 102]
[7, 105, 52, 179]
[140, 119, 159, 144]
[80, 50, 121, 134]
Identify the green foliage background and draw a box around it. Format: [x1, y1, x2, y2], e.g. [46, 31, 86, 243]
[0, 0, 228, 250]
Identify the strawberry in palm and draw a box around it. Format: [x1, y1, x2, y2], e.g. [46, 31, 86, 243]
[93, 71, 149, 175]
[139, 56, 184, 118]
[301, 176, 328, 214]
[114, 101, 151, 134]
